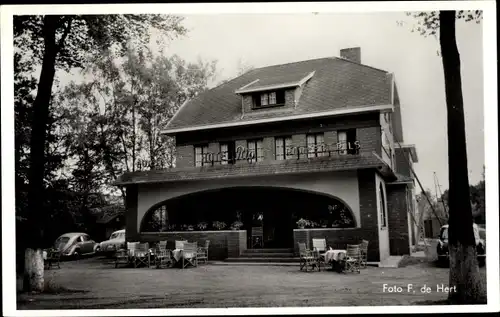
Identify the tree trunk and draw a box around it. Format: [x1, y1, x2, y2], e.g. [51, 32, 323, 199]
[24, 15, 60, 292]
[439, 10, 486, 304]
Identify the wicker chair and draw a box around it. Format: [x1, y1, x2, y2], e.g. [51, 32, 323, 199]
[155, 241, 172, 269]
[312, 238, 327, 270]
[115, 242, 138, 268]
[298, 242, 320, 272]
[182, 242, 198, 269]
[44, 248, 61, 270]
[175, 240, 187, 250]
[344, 244, 362, 273]
[197, 240, 210, 264]
[133, 243, 151, 268]
[360, 240, 369, 269]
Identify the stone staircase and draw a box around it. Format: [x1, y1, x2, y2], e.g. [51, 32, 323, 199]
[225, 248, 299, 264]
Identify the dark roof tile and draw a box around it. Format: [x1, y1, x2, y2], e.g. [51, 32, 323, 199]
[165, 57, 392, 131]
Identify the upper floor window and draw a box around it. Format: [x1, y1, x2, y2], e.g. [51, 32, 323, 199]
[306, 133, 325, 158]
[275, 136, 293, 160]
[337, 129, 358, 155]
[220, 141, 236, 165]
[253, 90, 285, 108]
[247, 139, 264, 163]
[194, 144, 209, 167]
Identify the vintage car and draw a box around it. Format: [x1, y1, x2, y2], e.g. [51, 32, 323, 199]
[437, 223, 486, 267]
[97, 229, 126, 256]
[54, 232, 99, 259]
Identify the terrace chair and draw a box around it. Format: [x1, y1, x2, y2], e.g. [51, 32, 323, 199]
[182, 242, 198, 269]
[312, 238, 328, 270]
[133, 243, 151, 268]
[155, 241, 172, 269]
[197, 240, 210, 264]
[115, 242, 138, 268]
[359, 240, 369, 269]
[175, 240, 187, 250]
[344, 244, 362, 274]
[44, 248, 61, 270]
[298, 242, 319, 272]
[251, 227, 264, 248]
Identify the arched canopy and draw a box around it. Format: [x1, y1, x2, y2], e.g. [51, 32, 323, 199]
[140, 186, 356, 232]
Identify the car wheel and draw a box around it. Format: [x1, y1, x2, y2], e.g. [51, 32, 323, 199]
[73, 250, 80, 260]
[95, 246, 100, 254]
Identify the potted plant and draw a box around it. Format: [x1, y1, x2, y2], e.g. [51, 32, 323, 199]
[231, 221, 243, 230]
[212, 221, 226, 230]
[197, 222, 208, 231]
[296, 218, 309, 229]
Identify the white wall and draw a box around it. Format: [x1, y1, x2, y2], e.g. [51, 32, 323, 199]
[136, 171, 360, 232]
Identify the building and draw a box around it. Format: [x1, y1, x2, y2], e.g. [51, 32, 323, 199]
[115, 47, 419, 264]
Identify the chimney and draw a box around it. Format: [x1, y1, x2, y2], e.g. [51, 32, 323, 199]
[340, 47, 361, 64]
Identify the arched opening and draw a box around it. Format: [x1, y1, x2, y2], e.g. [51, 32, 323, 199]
[140, 186, 356, 248]
[379, 183, 387, 228]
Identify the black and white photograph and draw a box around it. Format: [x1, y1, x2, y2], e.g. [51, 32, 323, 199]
[1, 1, 498, 315]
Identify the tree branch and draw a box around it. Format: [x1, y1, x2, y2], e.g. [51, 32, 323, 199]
[57, 17, 73, 52]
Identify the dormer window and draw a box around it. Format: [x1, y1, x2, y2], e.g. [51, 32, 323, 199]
[253, 90, 285, 109]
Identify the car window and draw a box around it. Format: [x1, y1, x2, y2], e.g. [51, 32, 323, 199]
[55, 237, 70, 246]
[78, 236, 86, 242]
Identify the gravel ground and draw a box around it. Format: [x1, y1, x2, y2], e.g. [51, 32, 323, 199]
[16, 256, 487, 309]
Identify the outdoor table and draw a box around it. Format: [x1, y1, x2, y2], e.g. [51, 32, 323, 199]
[324, 249, 347, 263]
[171, 249, 196, 268]
[324, 249, 347, 272]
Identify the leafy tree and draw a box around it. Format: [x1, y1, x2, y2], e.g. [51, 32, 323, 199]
[14, 14, 187, 292]
[404, 10, 485, 304]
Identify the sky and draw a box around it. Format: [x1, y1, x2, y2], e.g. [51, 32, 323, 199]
[142, 12, 484, 196]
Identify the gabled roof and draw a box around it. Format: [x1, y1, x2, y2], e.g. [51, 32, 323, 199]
[163, 57, 393, 134]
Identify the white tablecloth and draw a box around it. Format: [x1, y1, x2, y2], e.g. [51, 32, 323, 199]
[324, 249, 347, 263]
[172, 249, 196, 262]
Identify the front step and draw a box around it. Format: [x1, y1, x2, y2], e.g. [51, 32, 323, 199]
[226, 257, 300, 263]
[239, 252, 294, 258]
[243, 248, 294, 253]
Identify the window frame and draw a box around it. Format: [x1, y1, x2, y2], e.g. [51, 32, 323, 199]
[247, 139, 264, 163]
[275, 136, 293, 160]
[337, 128, 358, 155]
[194, 144, 209, 167]
[306, 133, 325, 158]
[252, 90, 286, 109]
[219, 141, 236, 165]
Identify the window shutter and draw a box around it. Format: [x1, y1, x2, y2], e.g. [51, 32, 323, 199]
[275, 137, 284, 160]
[276, 90, 285, 104]
[285, 137, 293, 159]
[254, 94, 261, 107]
[307, 135, 315, 158]
[256, 139, 264, 161]
[220, 143, 228, 165]
[337, 131, 347, 155]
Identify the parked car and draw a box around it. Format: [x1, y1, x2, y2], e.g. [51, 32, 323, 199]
[54, 232, 99, 259]
[437, 223, 486, 267]
[97, 229, 126, 257]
